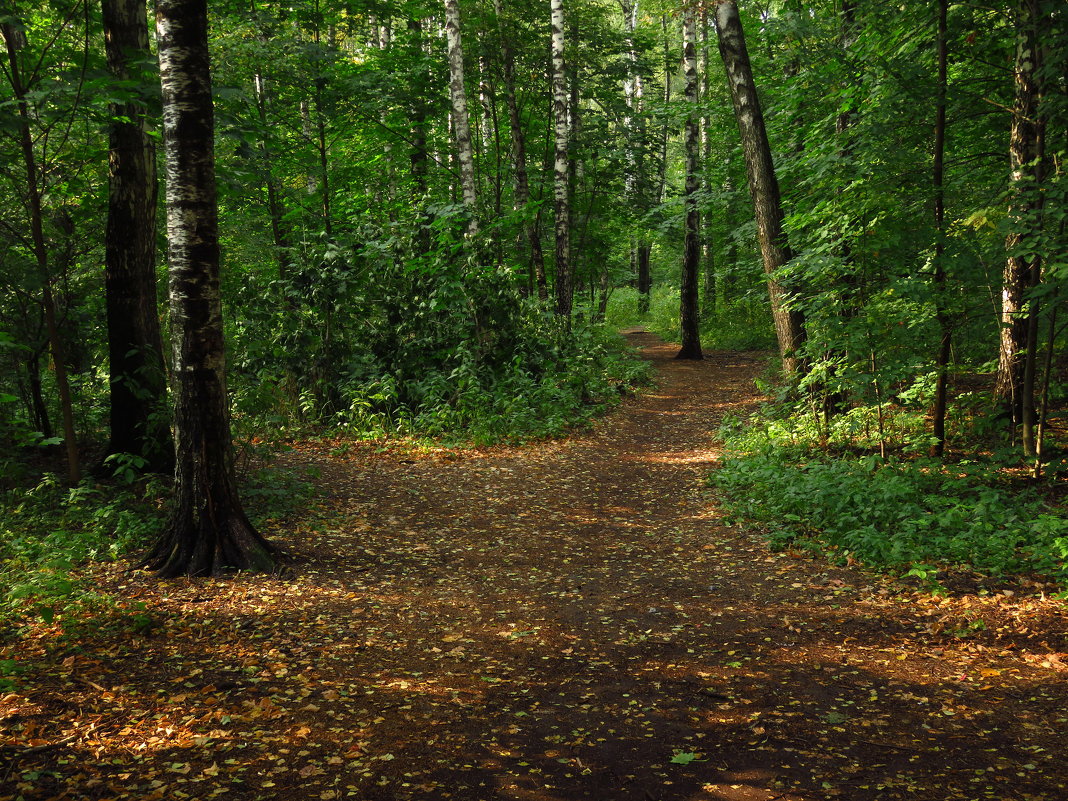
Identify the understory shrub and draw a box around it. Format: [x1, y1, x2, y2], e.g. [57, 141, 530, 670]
[623, 283, 776, 351]
[713, 413, 1068, 585]
[230, 235, 652, 446]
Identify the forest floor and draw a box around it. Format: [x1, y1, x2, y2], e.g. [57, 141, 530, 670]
[4, 330, 1068, 801]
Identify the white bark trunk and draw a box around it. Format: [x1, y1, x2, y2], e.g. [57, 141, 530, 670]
[551, 0, 571, 317]
[444, 0, 479, 233]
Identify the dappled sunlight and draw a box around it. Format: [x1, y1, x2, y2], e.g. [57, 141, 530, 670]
[628, 448, 722, 465]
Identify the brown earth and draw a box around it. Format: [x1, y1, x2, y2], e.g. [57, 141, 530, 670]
[3, 330, 1068, 801]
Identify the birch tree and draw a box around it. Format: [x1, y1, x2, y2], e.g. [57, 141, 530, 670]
[678, 3, 702, 359]
[444, 0, 479, 233]
[551, 0, 572, 318]
[142, 0, 276, 577]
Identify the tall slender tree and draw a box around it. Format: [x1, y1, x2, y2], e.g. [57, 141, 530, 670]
[995, 0, 1047, 446]
[551, 0, 572, 318]
[494, 0, 546, 298]
[444, 0, 479, 233]
[142, 0, 276, 577]
[101, 0, 172, 472]
[930, 0, 952, 457]
[2, 19, 81, 485]
[714, 0, 806, 374]
[678, 3, 703, 359]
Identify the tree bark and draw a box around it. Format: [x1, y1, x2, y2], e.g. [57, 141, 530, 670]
[994, 0, 1046, 433]
[620, 0, 651, 315]
[406, 19, 432, 255]
[551, 0, 572, 318]
[444, 0, 479, 233]
[700, 10, 716, 316]
[494, 0, 546, 299]
[930, 0, 952, 457]
[101, 0, 172, 473]
[143, 0, 276, 577]
[637, 244, 652, 313]
[678, 5, 703, 359]
[3, 21, 80, 485]
[249, 1, 292, 279]
[714, 0, 806, 374]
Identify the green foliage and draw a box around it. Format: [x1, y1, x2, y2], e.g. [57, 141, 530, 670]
[0, 475, 166, 627]
[713, 410, 1068, 585]
[623, 283, 776, 352]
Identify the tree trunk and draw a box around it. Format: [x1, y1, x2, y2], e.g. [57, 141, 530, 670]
[714, 0, 806, 374]
[3, 22, 80, 485]
[994, 0, 1046, 429]
[25, 351, 52, 440]
[444, 0, 479, 233]
[312, 22, 333, 239]
[143, 0, 276, 577]
[551, 0, 572, 319]
[930, 0, 952, 457]
[678, 5, 703, 359]
[101, 0, 172, 473]
[636, 243, 653, 315]
[406, 19, 432, 256]
[494, 0, 546, 299]
[700, 10, 716, 316]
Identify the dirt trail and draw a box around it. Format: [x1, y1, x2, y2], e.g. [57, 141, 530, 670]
[4, 331, 1067, 801]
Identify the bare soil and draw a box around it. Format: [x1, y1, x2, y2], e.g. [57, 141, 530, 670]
[3, 330, 1067, 801]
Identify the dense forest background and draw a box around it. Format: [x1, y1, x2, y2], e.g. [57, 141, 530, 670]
[0, 0, 1065, 586]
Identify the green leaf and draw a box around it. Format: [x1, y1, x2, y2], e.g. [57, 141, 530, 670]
[670, 752, 698, 765]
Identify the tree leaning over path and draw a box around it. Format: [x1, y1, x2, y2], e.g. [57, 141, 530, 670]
[141, 0, 276, 577]
[714, 0, 805, 375]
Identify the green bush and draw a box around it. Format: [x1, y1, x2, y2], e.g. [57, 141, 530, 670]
[713, 411, 1068, 585]
[0, 474, 166, 627]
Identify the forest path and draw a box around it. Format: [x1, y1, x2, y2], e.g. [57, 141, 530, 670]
[7, 331, 1067, 801]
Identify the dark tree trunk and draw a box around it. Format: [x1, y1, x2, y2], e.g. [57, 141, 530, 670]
[407, 18, 432, 255]
[494, 0, 546, 299]
[102, 0, 172, 473]
[714, 0, 806, 374]
[3, 21, 80, 485]
[143, 0, 276, 577]
[678, 5, 703, 359]
[25, 351, 52, 439]
[931, 0, 952, 457]
[637, 244, 651, 313]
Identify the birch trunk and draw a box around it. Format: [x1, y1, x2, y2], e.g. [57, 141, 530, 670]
[444, 0, 479, 233]
[714, 0, 806, 374]
[551, 0, 572, 318]
[143, 0, 276, 577]
[678, 5, 703, 359]
[101, 0, 172, 471]
[700, 10, 715, 315]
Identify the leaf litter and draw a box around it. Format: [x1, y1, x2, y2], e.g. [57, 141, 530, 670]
[2, 330, 1067, 801]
